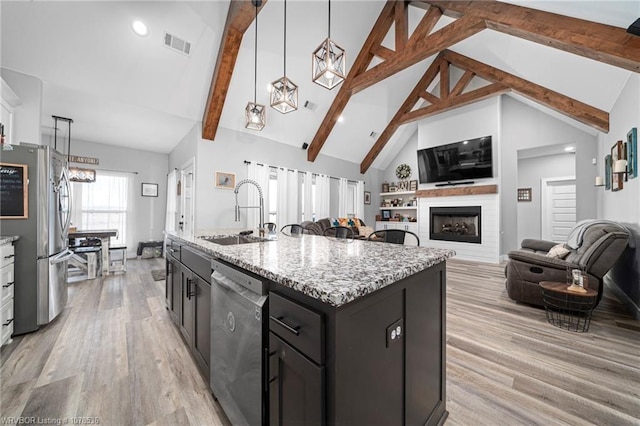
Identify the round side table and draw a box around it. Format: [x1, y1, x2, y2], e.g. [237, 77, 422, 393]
[539, 281, 598, 332]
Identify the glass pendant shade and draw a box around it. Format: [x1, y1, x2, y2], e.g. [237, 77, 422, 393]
[312, 37, 346, 89]
[245, 102, 266, 131]
[270, 76, 298, 114]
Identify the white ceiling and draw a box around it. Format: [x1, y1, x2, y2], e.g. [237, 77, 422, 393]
[1, 1, 638, 169]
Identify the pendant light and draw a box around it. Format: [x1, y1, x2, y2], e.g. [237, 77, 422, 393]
[270, 0, 298, 113]
[245, 0, 266, 131]
[312, 0, 346, 89]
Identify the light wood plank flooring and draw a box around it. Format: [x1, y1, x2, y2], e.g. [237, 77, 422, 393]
[1, 258, 638, 425]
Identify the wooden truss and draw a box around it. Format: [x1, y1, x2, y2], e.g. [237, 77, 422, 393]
[360, 49, 609, 173]
[305, 0, 639, 171]
[201, 0, 639, 169]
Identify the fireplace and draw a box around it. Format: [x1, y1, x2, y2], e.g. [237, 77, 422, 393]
[430, 206, 481, 244]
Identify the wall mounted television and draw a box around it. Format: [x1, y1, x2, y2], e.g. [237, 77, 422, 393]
[417, 136, 493, 184]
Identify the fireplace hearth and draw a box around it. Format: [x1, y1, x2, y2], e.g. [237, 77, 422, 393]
[430, 206, 481, 244]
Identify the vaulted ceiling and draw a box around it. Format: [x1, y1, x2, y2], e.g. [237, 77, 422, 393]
[1, 1, 638, 170]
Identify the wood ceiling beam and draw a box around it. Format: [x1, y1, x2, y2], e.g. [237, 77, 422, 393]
[399, 83, 509, 125]
[406, 6, 442, 45]
[360, 54, 445, 174]
[419, 91, 440, 104]
[371, 45, 395, 61]
[442, 50, 610, 132]
[395, 1, 409, 52]
[439, 60, 449, 100]
[307, 1, 397, 162]
[202, 0, 267, 141]
[450, 69, 474, 97]
[350, 15, 486, 94]
[422, 0, 640, 73]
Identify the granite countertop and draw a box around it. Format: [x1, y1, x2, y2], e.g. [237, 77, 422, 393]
[0, 236, 20, 245]
[167, 229, 455, 307]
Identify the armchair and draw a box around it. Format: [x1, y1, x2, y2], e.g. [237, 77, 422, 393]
[505, 221, 630, 307]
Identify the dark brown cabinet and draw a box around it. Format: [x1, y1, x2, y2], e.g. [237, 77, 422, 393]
[165, 240, 212, 380]
[269, 333, 324, 426]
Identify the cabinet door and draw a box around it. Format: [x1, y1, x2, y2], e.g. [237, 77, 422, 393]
[269, 333, 324, 426]
[165, 258, 172, 310]
[193, 277, 211, 375]
[170, 259, 182, 321]
[181, 271, 195, 345]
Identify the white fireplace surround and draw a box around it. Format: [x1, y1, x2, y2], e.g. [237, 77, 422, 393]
[419, 194, 500, 263]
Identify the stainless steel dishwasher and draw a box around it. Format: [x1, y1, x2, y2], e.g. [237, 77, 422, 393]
[210, 259, 268, 426]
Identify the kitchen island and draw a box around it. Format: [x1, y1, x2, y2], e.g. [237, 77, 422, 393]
[165, 230, 455, 425]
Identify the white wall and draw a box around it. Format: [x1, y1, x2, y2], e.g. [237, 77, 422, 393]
[1, 68, 42, 145]
[598, 74, 640, 317]
[501, 96, 598, 254]
[44, 136, 169, 253]
[383, 129, 418, 186]
[517, 153, 575, 243]
[169, 124, 384, 230]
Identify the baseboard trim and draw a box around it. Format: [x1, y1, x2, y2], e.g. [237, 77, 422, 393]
[605, 279, 640, 321]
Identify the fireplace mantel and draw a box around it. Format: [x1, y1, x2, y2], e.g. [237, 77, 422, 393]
[416, 185, 498, 198]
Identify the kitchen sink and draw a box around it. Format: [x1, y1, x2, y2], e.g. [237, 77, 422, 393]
[199, 235, 270, 246]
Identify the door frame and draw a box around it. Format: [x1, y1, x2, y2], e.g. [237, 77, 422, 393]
[178, 158, 196, 238]
[540, 176, 575, 242]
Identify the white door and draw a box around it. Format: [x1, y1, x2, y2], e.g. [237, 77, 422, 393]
[177, 159, 195, 238]
[541, 177, 576, 243]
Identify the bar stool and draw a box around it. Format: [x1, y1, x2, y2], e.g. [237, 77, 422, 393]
[109, 246, 127, 273]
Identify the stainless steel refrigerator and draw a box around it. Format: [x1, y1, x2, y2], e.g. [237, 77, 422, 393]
[0, 144, 72, 335]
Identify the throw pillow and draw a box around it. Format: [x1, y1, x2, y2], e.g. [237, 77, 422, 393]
[359, 226, 374, 237]
[546, 244, 570, 259]
[338, 218, 350, 227]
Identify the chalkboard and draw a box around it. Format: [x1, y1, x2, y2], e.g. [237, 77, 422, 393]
[0, 162, 28, 219]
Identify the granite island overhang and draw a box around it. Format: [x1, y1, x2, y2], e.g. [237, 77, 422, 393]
[166, 230, 455, 307]
[165, 230, 455, 425]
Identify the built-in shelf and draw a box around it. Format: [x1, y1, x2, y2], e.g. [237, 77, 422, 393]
[380, 190, 415, 196]
[379, 206, 417, 210]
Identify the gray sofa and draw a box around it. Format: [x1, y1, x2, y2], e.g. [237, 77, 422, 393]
[505, 221, 630, 307]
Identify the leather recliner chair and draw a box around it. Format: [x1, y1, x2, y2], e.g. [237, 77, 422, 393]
[505, 221, 630, 307]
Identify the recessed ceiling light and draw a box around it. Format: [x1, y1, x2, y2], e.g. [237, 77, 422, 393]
[132, 20, 148, 37]
[463, 140, 469, 144]
[565, 146, 575, 152]
[338, 115, 344, 123]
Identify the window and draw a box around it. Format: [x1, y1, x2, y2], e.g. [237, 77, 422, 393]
[268, 171, 277, 224]
[70, 171, 130, 246]
[346, 181, 357, 218]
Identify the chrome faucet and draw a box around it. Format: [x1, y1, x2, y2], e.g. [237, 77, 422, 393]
[234, 179, 265, 236]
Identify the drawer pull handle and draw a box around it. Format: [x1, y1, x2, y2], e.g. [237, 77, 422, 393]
[2, 282, 14, 288]
[3, 254, 14, 259]
[270, 316, 300, 336]
[3, 318, 13, 327]
[268, 376, 278, 383]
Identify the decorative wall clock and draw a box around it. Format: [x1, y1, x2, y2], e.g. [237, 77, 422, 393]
[396, 163, 411, 180]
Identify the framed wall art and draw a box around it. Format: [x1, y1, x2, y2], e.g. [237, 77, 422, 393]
[364, 191, 371, 205]
[611, 141, 624, 191]
[215, 172, 236, 189]
[517, 188, 532, 202]
[627, 127, 637, 179]
[141, 182, 158, 197]
[604, 155, 612, 190]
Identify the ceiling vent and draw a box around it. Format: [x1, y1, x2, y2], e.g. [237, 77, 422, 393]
[370, 131, 378, 138]
[164, 32, 191, 55]
[303, 100, 317, 111]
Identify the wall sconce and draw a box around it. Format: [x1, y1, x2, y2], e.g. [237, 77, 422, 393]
[613, 159, 628, 180]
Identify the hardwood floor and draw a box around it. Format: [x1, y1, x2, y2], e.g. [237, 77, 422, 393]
[445, 259, 640, 426]
[1, 258, 638, 425]
[1, 258, 230, 426]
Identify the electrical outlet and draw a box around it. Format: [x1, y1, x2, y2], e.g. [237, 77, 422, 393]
[386, 318, 404, 348]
